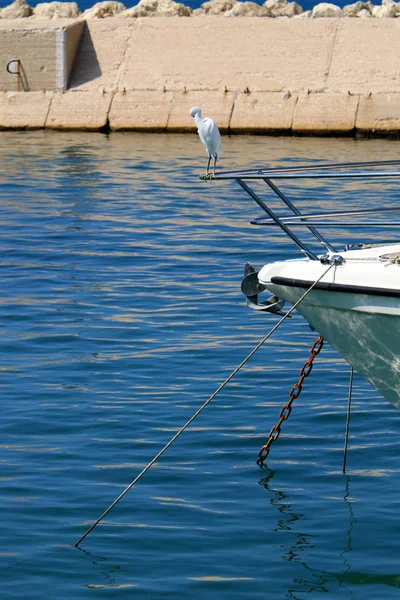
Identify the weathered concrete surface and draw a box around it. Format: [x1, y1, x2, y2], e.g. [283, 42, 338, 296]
[2, 17, 400, 134]
[118, 17, 337, 93]
[327, 19, 400, 94]
[68, 19, 133, 91]
[0, 90, 52, 128]
[109, 90, 173, 130]
[167, 91, 234, 132]
[0, 19, 84, 92]
[64, 19, 84, 88]
[230, 92, 298, 132]
[46, 90, 112, 129]
[356, 94, 400, 131]
[292, 93, 359, 133]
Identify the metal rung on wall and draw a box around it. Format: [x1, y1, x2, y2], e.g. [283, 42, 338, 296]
[6, 59, 29, 91]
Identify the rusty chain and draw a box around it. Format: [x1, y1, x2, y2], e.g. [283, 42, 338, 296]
[257, 335, 324, 466]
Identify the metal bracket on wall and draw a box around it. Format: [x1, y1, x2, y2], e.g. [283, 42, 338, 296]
[6, 59, 29, 91]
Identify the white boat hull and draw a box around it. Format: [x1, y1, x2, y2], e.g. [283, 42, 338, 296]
[257, 245, 400, 408]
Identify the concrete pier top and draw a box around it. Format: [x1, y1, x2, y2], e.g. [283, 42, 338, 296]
[1, 16, 400, 134]
[0, 18, 84, 92]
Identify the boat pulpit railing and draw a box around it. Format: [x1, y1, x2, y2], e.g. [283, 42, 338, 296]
[211, 159, 400, 261]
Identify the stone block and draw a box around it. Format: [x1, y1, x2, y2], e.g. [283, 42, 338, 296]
[109, 90, 174, 130]
[293, 93, 359, 133]
[119, 17, 337, 93]
[230, 92, 297, 132]
[68, 19, 134, 91]
[0, 19, 84, 92]
[356, 94, 400, 132]
[0, 91, 52, 129]
[167, 91, 234, 132]
[46, 90, 112, 129]
[327, 19, 400, 94]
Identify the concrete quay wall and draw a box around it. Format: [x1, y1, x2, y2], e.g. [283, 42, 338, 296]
[1, 16, 400, 135]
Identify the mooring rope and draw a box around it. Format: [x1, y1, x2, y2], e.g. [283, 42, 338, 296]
[75, 261, 336, 547]
[343, 366, 354, 474]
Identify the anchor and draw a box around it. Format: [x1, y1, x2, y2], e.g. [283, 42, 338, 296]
[241, 263, 286, 314]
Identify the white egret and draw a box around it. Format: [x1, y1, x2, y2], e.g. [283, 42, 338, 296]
[190, 106, 221, 178]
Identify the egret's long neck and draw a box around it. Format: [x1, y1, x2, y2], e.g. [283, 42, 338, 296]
[194, 112, 202, 127]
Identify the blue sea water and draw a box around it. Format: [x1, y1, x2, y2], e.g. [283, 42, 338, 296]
[1, 130, 400, 600]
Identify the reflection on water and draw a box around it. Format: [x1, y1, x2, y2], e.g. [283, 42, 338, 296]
[261, 469, 327, 598]
[261, 466, 400, 598]
[2, 131, 400, 599]
[260, 471, 358, 599]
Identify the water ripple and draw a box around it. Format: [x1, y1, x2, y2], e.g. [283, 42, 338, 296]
[1, 132, 400, 599]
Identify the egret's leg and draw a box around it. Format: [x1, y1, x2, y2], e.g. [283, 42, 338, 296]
[213, 156, 217, 177]
[206, 156, 211, 176]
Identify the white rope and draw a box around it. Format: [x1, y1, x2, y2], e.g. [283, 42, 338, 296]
[75, 261, 336, 547]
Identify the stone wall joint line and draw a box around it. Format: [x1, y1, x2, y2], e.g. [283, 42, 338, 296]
[227, 91, 237, 133]
[165, 91, 175, 131]
[116, 22, 135, 91]
[325, 19, 339, 92]
[353, 93, 361, 132]
[44, 93, 55, 129]
[105, 90, 116, 129]
[290, 93, 299, 132]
